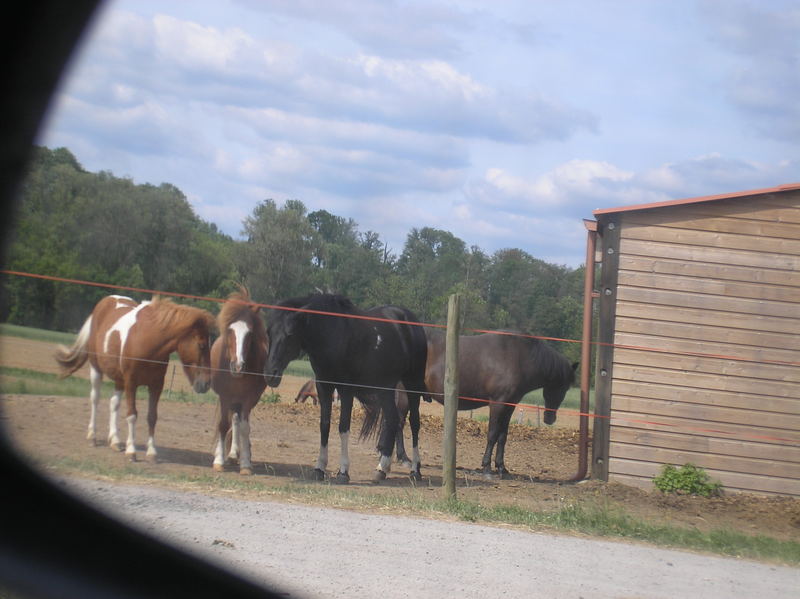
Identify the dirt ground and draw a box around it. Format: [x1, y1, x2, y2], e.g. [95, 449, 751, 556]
[2, 336, 799, 543]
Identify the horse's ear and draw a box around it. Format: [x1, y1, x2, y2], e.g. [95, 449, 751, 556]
[250, 302, 261, 315]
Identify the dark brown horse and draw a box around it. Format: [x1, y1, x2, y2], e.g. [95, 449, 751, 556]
[395, 329, 577, 477]
[55, 295, 214, 462]
[211, 286, 268, 475]
[264, 293, 428, 483]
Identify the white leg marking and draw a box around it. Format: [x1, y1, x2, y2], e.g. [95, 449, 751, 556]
[87, 366, 101, 442]
[239, 419, 252, 472]
[316, 444, 329, 472]
[412, 446, 421, 472]
[108, 390, 122, 448]
[125, 413, 137, 456]
[229, 412, 240, 460]
[146, 434, 157, 458]
[377, 454, 392, 473]
[339, 430, 350, 475]
[213, 433, 226, 468]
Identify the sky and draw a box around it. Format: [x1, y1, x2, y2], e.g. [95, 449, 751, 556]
[39, 0, 800, 267]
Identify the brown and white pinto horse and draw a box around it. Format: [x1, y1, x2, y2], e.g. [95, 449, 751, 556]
[210, 286, 268, 475]
[55, 295, 214, 462]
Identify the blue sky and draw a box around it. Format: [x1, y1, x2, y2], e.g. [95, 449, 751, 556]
[40, 0, 800, 266]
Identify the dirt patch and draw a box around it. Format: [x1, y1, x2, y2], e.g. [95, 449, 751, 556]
[2, 336, 799, 543]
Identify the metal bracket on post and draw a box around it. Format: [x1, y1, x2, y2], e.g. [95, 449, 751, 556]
[442, 293, 461, 500]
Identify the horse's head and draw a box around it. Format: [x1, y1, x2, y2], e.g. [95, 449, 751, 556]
[542, 361, 578, 425]
[264, 308, 304, 388]
[176, 313, 214, 393]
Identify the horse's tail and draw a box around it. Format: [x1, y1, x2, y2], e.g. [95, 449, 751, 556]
[357, 394, 382, 441]
[54, 315, 92, 378]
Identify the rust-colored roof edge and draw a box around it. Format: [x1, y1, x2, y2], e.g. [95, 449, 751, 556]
[592, 182, 800, 217]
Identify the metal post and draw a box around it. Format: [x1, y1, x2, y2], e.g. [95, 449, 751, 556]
[442, 293, 461, 500]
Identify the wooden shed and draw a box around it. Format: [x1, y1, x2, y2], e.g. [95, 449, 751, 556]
[589, 183, 800, 496]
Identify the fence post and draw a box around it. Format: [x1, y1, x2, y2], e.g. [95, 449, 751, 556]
[442, 293, 461, 500]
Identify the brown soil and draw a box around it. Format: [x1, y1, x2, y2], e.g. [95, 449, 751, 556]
[2, 336, 799, 543]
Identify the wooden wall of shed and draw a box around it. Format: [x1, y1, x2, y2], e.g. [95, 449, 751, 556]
[604, 191, 800, 496]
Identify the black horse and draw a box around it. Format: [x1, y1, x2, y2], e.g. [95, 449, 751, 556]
[395, 329, 577, 477]
[264, 294, 428, 483]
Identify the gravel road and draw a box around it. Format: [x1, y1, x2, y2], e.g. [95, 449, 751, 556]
[58, 477, 799, 599]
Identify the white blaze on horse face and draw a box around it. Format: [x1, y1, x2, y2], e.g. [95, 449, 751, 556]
[339, 431, 350, 475]
[229, 320, 251, 372]
[104, 301, 150, 361]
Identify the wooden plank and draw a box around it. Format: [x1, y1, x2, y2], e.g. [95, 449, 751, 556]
[618, 269, 800, 304]
[620, 222, 800, 255]
[608, 457, 800, 496]
[608, 470, 800, 497]
[619, 237, 800, 270]
[613, 333, 800, 375]
[617, 286, 800, 320]
[619, 254, 800, 288]
[623, 209, 800, 237]
[616, 301, 799, 336]
[621, 194, 800, 225]
[612, 379, 800, 415]
[613, 346, 800, 383]
[610, 426, 800, 463]
[609, 442, 800, 479]
[612, 363, 799, 400]
[615, 316, 800, 353]
[608, 409, 800, 444]
[611, 394, 800, 431]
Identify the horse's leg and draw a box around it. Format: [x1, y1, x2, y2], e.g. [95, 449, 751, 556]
[407, 393, 422, 481]
[123, 382, 138, 461]
[373, 389, 398, 483]
[107, 386, 123, 451]
[394, 390, 412, 469]
[314, 385, 335, 481]
[86, 366, 101, 446]
[228, 403, 242, 462]
[479, 404, 502, 475]
[237, 402, 254, 475]
[213, 399, 231, 472]
[493, 404, 517, 478]
[144, 383, 163, 462]
[333, 389, 354, 484]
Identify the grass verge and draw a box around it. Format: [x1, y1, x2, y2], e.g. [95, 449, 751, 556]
[43, 455, 800, 567]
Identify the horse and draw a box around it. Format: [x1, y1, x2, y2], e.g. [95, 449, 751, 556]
[394, 329, 577, 478]
[294, 379, 318, 405]
[210, 286, 268, 475]
[55, 294, 214, 462]
[264, 293, 428, 484]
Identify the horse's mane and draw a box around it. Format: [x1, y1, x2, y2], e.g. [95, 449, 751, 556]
[148, 296, 215, 332]
[217, 286, 267, 345]
[277, 293, 358, 315]
[524, 335, 575, 386]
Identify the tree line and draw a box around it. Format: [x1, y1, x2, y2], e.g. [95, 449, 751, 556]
[1, 146, 586, 362]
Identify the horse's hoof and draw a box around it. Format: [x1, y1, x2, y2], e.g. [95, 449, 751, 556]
[127, 453, 137, 462]
[499, 469, 512, 480]
[409, 470, 422, 482]
[332, 471, 350, 484]
[111, 442, 124, 452]
[372, 470, 387, 484]
[312, 468, 326, 481]
[212, 463, 225, 472]
[397, 458, 413, 470]
[239, 467, 253, 476]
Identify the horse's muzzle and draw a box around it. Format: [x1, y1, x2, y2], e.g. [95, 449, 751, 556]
[543, 410, 557, 425]
[230, 360, 244, 378]
[264, 370, 282, 388]
[194, 379, 211, 394]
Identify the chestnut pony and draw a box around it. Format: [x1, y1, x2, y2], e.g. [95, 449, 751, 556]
[55, 295, 214, 462]
[210, 286, 268, 475]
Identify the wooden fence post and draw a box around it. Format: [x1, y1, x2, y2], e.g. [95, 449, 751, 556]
[442, 293, 461, 500]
